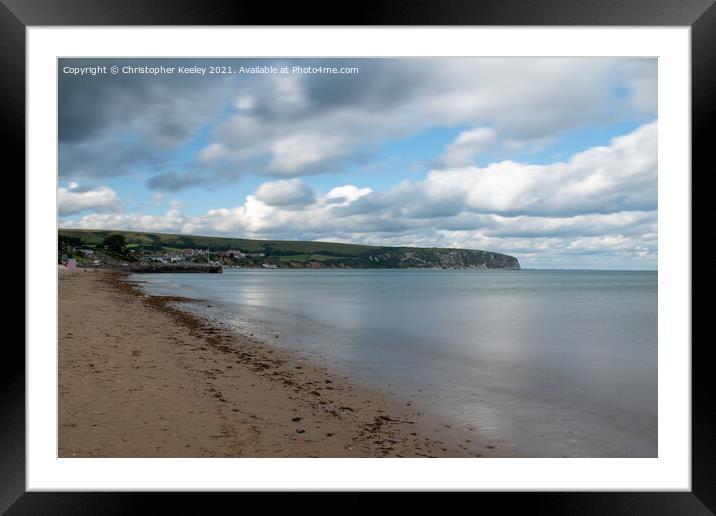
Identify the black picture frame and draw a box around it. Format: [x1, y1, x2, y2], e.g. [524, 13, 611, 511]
[3, 0, 708, 512]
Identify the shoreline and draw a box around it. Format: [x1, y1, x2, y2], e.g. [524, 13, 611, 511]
[59, 266, 509, 457]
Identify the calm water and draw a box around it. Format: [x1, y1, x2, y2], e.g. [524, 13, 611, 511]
[133, 269, 657, 457]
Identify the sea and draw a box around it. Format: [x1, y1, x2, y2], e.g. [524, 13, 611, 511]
[131, 268, 657, 457]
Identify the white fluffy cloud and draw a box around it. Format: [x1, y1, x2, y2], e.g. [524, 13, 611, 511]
[58, 182, 120, 216]
[438, 127, 498, 166]
[268, 135, 345, 175]
[254, 179, 316, 207]
[400, 120, 657, 218]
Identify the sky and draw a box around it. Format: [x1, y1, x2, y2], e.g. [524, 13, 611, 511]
[57, 58, 657, 269]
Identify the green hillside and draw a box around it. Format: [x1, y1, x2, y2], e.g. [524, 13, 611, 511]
[59, 229, 375, 255]
[58, 229, 520, 270]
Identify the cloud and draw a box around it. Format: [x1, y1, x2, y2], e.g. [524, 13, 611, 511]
[59, 58, 239, 180]
[146, 171, 210, 192]
[62, 205, 186, 233]
[59, 59, 236, 148]
[58, 182, 120, 216]
[437, 127, 497, 166]
[59, 58, 657, 191]
[614, 59, 658, 115]
[267, 135, 345, 174]
[325, 185, 373, 204]
[254, 179, 316, 207]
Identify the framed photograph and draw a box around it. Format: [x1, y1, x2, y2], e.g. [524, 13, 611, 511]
[6, 0, 709, 511]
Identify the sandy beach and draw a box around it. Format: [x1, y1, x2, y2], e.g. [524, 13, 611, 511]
[58, 267, 506, 458]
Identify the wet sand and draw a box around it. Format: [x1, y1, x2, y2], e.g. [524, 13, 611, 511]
[58, 266, 505, 457]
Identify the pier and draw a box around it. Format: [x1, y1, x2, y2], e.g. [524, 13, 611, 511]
[127, 263, 223, 273]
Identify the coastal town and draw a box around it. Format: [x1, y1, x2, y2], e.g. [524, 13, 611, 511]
[64, 245, 265, 265]
[57, 233, 279, 272]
